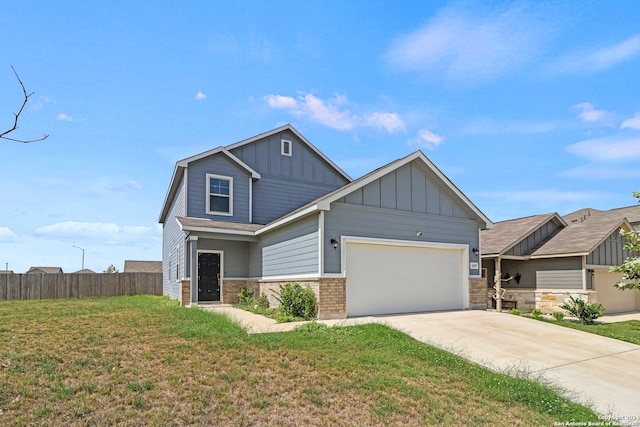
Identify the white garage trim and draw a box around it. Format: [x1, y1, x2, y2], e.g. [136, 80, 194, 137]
[341, 236, 470, 316]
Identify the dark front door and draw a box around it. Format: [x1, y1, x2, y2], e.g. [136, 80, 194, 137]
[198, 252, 220, 301]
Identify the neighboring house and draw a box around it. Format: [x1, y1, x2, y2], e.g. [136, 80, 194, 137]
[73, 269, 96, 274]
[159, 124, 492, 319]
[124, 260, 162, 273]
[482, 205, 640, 314]
[0, 270, 14, 274]
[26, 267, 64, 274]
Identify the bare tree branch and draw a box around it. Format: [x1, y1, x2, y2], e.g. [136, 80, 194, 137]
[1, 66, 49, 143]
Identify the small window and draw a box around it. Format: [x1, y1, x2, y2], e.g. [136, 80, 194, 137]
[206, 174, 233, 216]
[281, 139, 292, 156]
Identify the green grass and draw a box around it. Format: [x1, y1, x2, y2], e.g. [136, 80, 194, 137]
[0, 296, 603, 426]
[540, 317, 640, 345]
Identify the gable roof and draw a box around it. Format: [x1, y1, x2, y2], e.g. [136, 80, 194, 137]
[159, 124, 351, 223]
[531, 216, 632, 258]
[258, 150, 493, 234]
[26, 266, 63, 274]
[481, 213, 565, 256]
[159, 147, 261, 223]
[123, 260, 162, 273]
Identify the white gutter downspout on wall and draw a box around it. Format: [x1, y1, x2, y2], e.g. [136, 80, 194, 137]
[318, 211, 324, 277]
[582, 255, 587, 291]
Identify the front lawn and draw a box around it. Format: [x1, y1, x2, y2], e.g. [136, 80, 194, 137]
[0, 296, 602, 426]
[538, 317, 640, 345]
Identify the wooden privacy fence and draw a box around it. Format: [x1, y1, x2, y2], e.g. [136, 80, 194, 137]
[0, 273, 163, 301]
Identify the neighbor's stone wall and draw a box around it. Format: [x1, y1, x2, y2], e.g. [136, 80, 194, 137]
[485, 288, 597, 313]
[180, 279, 191, 307]
[222, 279, 259, 305]
[469, 277, 488, 309]
[318, 278, 346, 320]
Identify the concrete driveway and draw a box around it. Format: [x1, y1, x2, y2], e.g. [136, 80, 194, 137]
[206, 305, 640, 419]
[375, 310, 640, 420]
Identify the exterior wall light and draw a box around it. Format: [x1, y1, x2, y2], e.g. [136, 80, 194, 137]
[472, 248, 479, 256]
[330, 238, 338, 249]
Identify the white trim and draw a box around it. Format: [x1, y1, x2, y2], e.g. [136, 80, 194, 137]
[259, 273, 320, 281]
[318, 211, 325, 276]
[249, 177, 253, 223]
[586, 264, 619, 270]
[206, 174, 233, 216]
[281, 139, 292, 156]
[197, 249, 224, 302]
[256, 204, 319, 235]
[177, 147, 261, 179]
[529, 252, 588, 259]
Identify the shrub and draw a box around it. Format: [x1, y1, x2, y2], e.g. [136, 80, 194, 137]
[256, 293, 270, 310]
[530, 308, 543, 319]
[552, 311, 564, 321]
[274, 282, 317, 320]
[560, 296, 604, 325]
[238, 287, 255, 306]
[509, 309, 521, 315]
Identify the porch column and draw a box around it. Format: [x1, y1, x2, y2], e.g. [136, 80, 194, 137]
[494, 257, 502, 312]
[188, 236, 199, 306]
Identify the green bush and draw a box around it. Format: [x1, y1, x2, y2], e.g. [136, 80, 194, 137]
[509, 309, 521, 315]
[530, 308, 543, 318]
[560, 296, 604, 325]
[238, 287, 255, 306]
[274, 282, 317, 320]
[552, 311, 564, 321]
[256, 293, 270, 310]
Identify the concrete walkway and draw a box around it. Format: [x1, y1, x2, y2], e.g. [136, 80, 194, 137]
[202, 305, 640, 419]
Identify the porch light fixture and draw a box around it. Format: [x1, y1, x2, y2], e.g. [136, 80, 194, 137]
[330, 238, 338, 249]
[416, 231, 422, 236]
[472, 248, 479, 256]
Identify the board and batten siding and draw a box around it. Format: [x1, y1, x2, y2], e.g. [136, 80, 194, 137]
[536, 270, 583, 289]
[341, 160, 474, 219]
[186, 154, 251, 223]
[505, 220, 562, 257]
[324, 202, 480, 275]
[162, 174, 186, 299]
[587, 231, 634, 267]
[230, 130, 349, 224]
[249, 215, 319, 277]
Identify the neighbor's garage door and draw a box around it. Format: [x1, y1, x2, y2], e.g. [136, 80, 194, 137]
[594, 270, 637, 314]
[345, 240, 466, 317]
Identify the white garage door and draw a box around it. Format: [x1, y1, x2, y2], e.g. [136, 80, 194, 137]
[345, 240, 467, 317]
[594, 270, 638, 314]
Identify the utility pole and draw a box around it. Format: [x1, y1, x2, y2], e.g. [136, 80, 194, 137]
[72, 246, 85, 270]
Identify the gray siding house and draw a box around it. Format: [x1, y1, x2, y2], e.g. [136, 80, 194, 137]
[482, 206, 640, 314]
[159, 124, 493, 319]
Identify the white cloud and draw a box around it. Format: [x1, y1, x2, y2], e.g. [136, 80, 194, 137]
[34, 221, 159, 245]
[385, 4, 551, 85]
[572, 102, 612, 124]
[549, 34, 640, 74]
[408, 129, 444, 149]
[620, 113, 640, 130]
[565, 136, 640, 162]
[104, 180, 144, 192]
[56, 113, 73, 121]
[264, 93, 405, 134]
[195, 91, 207, 100]
[0, 226, 18, 242]
[561, 164, 640, 179]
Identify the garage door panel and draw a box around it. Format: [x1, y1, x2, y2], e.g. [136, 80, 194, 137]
[346, 242, 464, 317]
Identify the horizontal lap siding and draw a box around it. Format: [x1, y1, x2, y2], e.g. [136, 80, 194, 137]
[250, 215, 319, 277]
[263, 232, 319, 276]
[162, 175, 186, 299]
[196, 238, 249, 277]
[502, 257, 582, 289]
[536, 270, 583, 289]
[325, 202, 479, 274]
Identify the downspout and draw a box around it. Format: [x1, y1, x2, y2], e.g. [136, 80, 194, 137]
[318, 211, 325, 277]
[582, 255, 587, 291]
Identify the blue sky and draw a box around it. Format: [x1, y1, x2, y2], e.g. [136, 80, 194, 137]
[1, 1, 639, 273]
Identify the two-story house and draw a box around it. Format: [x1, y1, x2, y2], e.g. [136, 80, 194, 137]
[159, 124, 493, 319]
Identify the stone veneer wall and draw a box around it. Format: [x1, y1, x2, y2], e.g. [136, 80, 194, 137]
[180, 279, 190, 307]
[257, 278, 346, 320]
[222, 279, 259, 305]
[468, 278, 488, 309]
[485, 288, 598, 313]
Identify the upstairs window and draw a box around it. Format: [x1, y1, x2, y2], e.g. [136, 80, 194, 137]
[206, 174, 233, 216]
[281, 139, 292, 156]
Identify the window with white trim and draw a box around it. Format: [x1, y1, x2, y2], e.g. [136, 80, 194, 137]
[281, 139, 292, 156]
[206, 174, 233, 216]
